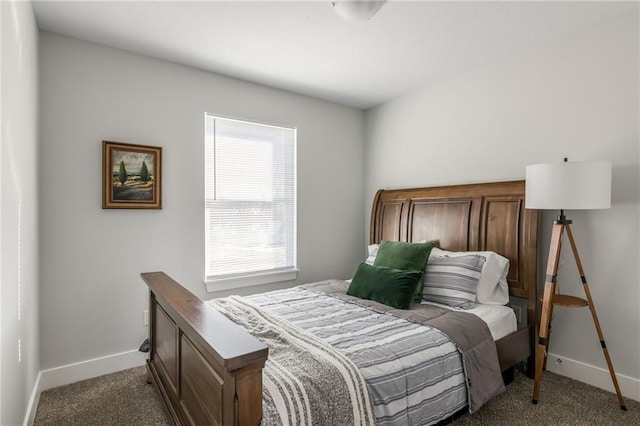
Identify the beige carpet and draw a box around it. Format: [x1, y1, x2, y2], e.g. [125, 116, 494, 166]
[452, 369, 639, 425]
[34, 366, 638, 425]
[34, 366, 169, 426]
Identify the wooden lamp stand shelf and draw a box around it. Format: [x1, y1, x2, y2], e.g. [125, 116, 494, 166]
[540, 294, 587, 308]
[531, 218, 626, 410]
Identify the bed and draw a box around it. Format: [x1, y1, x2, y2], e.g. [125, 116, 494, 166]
[142, 180, 539, 425]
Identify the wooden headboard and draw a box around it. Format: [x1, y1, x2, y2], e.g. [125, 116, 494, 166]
[370, 180, 539, 330]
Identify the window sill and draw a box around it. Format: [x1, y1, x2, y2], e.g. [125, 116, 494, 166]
[204, 269, 299, 292]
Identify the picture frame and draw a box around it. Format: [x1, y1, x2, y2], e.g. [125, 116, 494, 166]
[102, 140, 162, 209]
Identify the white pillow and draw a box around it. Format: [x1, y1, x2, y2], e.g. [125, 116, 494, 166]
[365, 244, 379, 265]
[366, 241, 428, 266]
[429, 247, 510, 305]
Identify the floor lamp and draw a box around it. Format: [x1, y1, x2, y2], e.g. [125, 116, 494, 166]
[525, 159, 626, 410]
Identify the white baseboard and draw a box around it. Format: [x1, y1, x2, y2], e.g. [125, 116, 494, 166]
[23, 349, 147, 426]
[546, 352, 640, 403]
[23, 373, 42, 426]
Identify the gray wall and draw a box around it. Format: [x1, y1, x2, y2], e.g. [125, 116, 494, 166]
[39, 32, 365, 370]
[1, 1, 40, 423]
[364, 15, 639, 381]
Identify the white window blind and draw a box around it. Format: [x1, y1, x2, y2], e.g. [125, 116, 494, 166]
[205, 114, 297, 285]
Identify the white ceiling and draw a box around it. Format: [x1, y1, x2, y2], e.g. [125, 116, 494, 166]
[32, 1, 639, 110]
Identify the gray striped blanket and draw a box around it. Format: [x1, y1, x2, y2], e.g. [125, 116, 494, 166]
[210, 279, 505, 425]
[210, 295, 375, 426]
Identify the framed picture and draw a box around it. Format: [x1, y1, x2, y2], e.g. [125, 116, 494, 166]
[102, 141, 162, 209]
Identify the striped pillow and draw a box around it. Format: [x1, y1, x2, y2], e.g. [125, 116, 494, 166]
[422, 254, 486, 309]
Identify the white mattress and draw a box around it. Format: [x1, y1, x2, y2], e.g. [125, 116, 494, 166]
[421, 301, 517, 340]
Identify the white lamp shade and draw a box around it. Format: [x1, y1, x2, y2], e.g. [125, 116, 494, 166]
[525, 161, 611, 210]
[333, 1, 386, 21]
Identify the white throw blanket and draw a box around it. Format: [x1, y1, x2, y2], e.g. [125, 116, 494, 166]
[210, 295, 375, 426]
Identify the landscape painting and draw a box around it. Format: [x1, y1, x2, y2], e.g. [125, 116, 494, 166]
[102, 141, 162, 209]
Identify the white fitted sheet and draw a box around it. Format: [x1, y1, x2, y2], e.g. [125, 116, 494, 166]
[421, 301, 517, 340]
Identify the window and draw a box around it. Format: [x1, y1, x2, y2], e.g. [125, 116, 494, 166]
[204, 114, 297, 290]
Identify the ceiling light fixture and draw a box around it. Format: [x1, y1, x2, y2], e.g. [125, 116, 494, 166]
[332, 0, 387, 21]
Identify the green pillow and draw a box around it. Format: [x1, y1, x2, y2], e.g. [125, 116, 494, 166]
[373, 240, 434, 302]
[347, 263, 423, 310]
